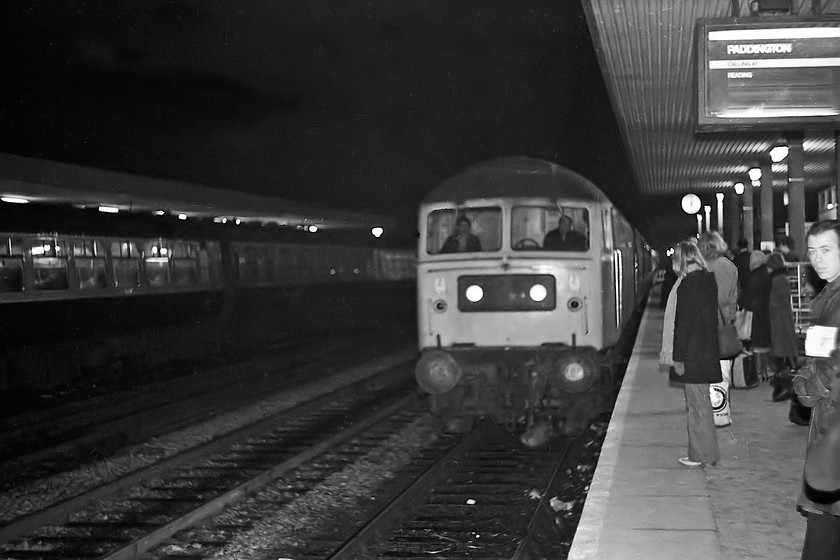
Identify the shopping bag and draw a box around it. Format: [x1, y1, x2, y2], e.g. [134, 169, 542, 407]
[734, 309, 753, 340]
[732, 351, 760, 389]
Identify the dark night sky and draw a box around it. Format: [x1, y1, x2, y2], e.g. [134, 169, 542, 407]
[1, 1, 668, 245]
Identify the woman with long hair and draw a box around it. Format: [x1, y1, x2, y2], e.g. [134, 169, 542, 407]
[660, 241, 722, 467]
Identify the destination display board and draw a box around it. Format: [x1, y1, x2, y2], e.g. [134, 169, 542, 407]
[696, 17, 840, 132]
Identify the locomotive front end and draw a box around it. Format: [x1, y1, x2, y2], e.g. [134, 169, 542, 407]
[416, 192, 614, 436]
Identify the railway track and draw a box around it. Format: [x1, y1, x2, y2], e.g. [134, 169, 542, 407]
[0, 373, 422, 560]
[0, 330, 414, 485]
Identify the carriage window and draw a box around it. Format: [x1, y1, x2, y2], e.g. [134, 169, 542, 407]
[426, 207, 502, 254]
[31, 239, 69, 290]
[512, 206, 590, 252]
[0, 236, 23, 292]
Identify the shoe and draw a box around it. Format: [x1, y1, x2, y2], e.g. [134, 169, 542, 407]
[679, 457, 702, 467]
[679, 457, 716, 468]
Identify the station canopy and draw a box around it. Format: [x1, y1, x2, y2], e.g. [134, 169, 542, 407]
[0, 152, 394, 231]
[582, 0, 837, 197]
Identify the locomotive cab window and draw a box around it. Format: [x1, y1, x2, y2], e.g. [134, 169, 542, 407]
[512, 206, 589, 252]
[426, 207, 501, 254]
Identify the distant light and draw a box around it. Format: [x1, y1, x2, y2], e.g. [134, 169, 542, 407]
[308, 225, 318, 233]
[235, 218, 241, 225]
[98, 205, 119, 214]
[827, 203, 836, 210]
[371, 226, 384, 238]
[213, 217, 224, 223]
[783, 192, 789, 206]
[752, 179, 761, 188]
[154, 210, 166, 216]
[748, 167, 762, 181]
[178, 213, 188, 220]
[1, 196, 29, 204]
[221, 217, 228, 223]
[681, 193, 701, 214]
[734, 182, 745, 195]
[770, 145, 789, 163]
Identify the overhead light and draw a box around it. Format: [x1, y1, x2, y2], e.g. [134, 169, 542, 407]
[178, 213, 187, 220]
[371, 226, 384, 238]
[1, 195, 29, 204]
[681, 193, 701, 214]
[770, 145, 789, 163]
[308, 225, 318, 233]
[748, 168, 762, 181]
[715, 192, 724, 202]
[98, 205, 119, 214]
[734, 182, 745, 195]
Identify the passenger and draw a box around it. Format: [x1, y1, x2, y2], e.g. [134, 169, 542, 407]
[440, 216, 481, 253]
[742, 251, 772, 378]
[776, 235, 800, 263]
[698, 230, 738, 427]
[794, 219, 840, 560]
[659, 256, 678, 309]
[765, 253, 801, 405]
[733, 237, 751, 298]
[659, 240, 721, 468]
[543, 215, 587, 251]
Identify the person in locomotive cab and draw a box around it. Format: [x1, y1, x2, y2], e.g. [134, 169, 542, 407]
[543, 215, 587, 251]
[659, 240, 721, 468]
[794, 220, 840, 559]
[441, 216, 481, 253]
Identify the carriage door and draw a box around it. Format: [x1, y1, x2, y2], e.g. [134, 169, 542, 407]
[612, 210, 636, 331]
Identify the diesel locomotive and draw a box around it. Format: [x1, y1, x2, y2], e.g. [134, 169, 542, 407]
[414, 157, 654, 437]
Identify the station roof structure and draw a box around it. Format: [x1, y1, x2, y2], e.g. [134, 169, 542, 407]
[582, 0, 837, 198]
[0, 152, 395, 232]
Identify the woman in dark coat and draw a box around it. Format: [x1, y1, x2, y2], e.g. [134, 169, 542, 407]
[742, 250, 772, 348]
[767, 253, 799, 365]
[661, 241, 722, 468]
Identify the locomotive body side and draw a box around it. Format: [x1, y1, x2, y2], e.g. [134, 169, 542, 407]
[414, 157, 650, 435]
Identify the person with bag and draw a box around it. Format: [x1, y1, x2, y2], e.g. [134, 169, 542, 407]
[794, 220, 840, 559]
[766, 253, 804, 409]
[699, 230, 738, 427]
[742, 250, 773, 382]
[659, 241, 721, 468]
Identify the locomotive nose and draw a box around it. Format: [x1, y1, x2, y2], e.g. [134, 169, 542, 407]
[415, 350, 462, 394]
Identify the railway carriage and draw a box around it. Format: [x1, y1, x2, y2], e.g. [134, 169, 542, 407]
[414, 157, 654, 435]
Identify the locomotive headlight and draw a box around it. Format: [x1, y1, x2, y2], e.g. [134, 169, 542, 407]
[415, 350, 462, 395]
[465, 284, 484, 303]
[529, 284, 548, 302]
[552, 354, 598, 394]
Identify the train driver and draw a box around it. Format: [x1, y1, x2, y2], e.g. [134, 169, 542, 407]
[543, 215, 587, 251]
[441, 216, 482, 253]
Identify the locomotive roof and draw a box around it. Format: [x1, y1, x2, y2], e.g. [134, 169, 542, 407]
[422, 157, 608, 204]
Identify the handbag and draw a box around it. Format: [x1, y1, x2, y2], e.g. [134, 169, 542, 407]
[718, 307, 743, 359]
[734, 308, 753, 340]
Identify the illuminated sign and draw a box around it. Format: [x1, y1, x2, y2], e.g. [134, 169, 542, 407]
[696, 17, 840, 131]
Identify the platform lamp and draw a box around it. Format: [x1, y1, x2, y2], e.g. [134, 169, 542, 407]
[696, 214, 703, 236]
[734, 182, 745, 195]
[704, 205, 712, 232]
[681, 193, 702, 235]
[716, 192, 724, 232]
[770, 145, 789, 163]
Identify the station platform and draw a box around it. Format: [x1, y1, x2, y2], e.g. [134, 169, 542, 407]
[569, 302, 810, 560]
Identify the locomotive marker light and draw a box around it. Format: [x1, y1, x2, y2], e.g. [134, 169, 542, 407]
[681, 193, 702, 214]
[415, 350, 462, 395]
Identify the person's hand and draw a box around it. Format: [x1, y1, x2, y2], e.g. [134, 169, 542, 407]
[673, 361, 685, 376]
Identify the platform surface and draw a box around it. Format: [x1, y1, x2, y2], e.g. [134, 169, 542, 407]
[569, 303, 809, 560]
